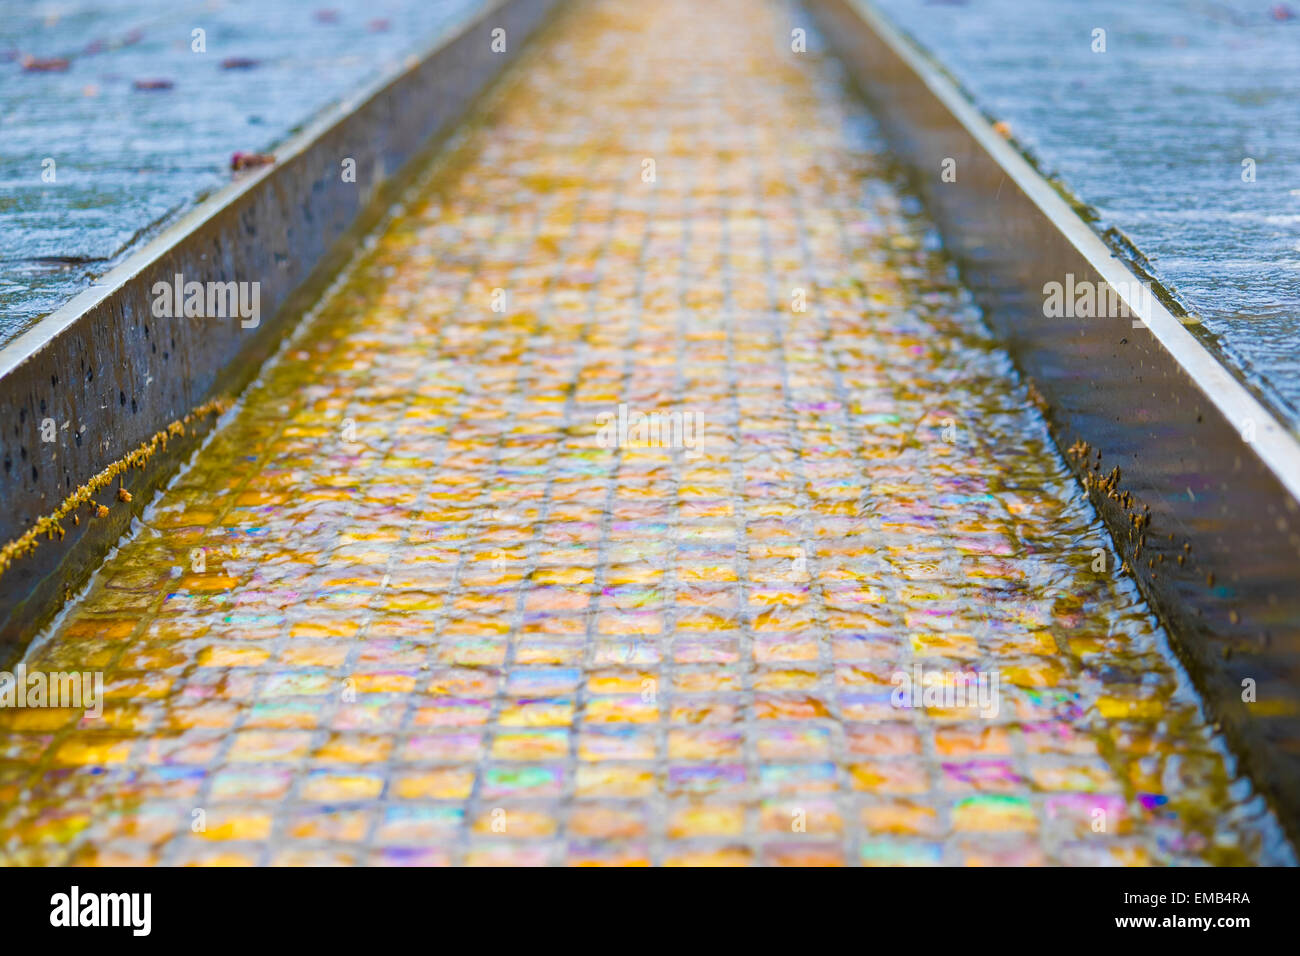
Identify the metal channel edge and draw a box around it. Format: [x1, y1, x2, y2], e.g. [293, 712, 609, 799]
[0, 0, 563, 654]
[807, 0, 1300, 842]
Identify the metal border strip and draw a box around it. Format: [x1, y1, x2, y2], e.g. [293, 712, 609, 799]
[0, 0, 563, 653]
[808, 0, 1300, 842]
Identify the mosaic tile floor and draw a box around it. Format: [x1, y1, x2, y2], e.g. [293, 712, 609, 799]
[0, 0, 1292, 865]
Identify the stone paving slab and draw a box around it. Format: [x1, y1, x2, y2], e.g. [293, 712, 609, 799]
[873, 0, 1300, 429]
[0, 0, 487, 342]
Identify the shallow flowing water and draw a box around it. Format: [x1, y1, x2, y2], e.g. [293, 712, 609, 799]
[0, 0, 1290, 865]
